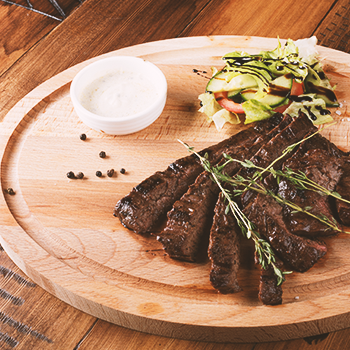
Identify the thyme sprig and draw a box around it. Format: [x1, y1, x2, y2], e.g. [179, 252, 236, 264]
[217, 169, 343, 233]
[178, 140, 290, 285]
[250, 123, 336, 181]
[178, 121, 348, 284]
[228, 157, 350, 205]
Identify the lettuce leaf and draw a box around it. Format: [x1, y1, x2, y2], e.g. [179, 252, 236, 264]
[242, 99, 273, 124]
[284, 94, 334, 125]
[198, 92, 240, 130]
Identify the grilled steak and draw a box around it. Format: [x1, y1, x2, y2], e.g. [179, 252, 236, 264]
[240, 111, 318, 208]
[258, 256, 284, 305]
[114, 113, 283, 234]
[157, 113, 286, 262]
[206, 115, 293, 290]
[278, 148, 343, 237]
[245, 194, 327, 272]
[336, 157, 350, 226]
[113, 103, 348, 305]
[291, 133, 349, 159]
[157, 171, 219, 261]
[208, 193, 242, 293]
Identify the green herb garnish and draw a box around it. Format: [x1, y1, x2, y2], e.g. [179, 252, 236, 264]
[179, 123, 349, 284]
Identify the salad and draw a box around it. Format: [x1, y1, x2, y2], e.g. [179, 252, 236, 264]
[198, 37, 339, 130]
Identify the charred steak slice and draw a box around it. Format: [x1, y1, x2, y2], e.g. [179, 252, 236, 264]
[157, 113, 287, 262]
[207, 115, 293, 289]
[157, 171, 219, 262]
[278, 148, 343, 237]
[208, 193, 242, 293]
[258, 255, 284, 305]
[290, 133, 350, 228]
[336, 157, 350, 226]
[245, 194, 327, 272]
[157, 142, 262, 262]
[240, 111, 318, 208]
[114, 113, 284, 234]
[291, 133, 349, 159]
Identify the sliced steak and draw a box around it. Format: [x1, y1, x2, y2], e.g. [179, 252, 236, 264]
[206, 115, 295, 289]
[336, 157, 350, 226]
[290, 134, 350, 228]
[278, 148, 343, 237]
[157, 171, 219, 261]
[245, 194, 327, 272]
[291, 133, 349, 159]
[114, 113, 284, 234]
[157, 113, 287, 262]
[258, 255, 284, 305]
[240, 111, 318, 208]
[208, 193, 242, 293]
[157, 142, 260, 262]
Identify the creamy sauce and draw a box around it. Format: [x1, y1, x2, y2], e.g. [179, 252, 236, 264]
[80, 70, 158, 118]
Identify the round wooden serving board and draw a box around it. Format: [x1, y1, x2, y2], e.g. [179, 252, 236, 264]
[1, 36, 350, 343]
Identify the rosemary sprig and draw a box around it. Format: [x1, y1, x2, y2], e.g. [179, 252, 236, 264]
[178, 140, 290, 285]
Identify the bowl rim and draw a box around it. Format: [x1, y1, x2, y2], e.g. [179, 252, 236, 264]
[70, 55, 167, 123]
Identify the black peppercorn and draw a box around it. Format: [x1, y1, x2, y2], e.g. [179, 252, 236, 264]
[80, 133, 87, 141]
[120, 168, 126, 174]
[99, 151, 106, 158]
[67, 171, 75, 179]
[96, 171, 102, 177]
[107, 169, 114, 177]
[6, 188, 15, 195]
[76, 172, 84, 179]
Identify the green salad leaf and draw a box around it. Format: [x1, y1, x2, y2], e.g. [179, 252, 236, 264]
[284, 94, 334, 125]
[198, 92, 240, 130]
[242, 99, 273, 124]
[198, 37, 338, 130]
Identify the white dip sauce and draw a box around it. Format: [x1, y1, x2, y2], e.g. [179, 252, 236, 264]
[80, 70, 157, 118]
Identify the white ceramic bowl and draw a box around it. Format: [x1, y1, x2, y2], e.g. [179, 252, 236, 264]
[70, 56, 167, 135]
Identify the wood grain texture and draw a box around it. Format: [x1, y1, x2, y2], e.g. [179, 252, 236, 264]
[314, 0, 350, 53]
[0, 0, 83, 76]
[1, 36, 350, 343]
[0, 2, 57, 76]
[73, 318, 350, 350]
[1, 0, 350, 348]
[2, 245, 350, 349]
[0, 247, 96, 350]
[0, 0, 209, 122]
[180, 0, 336, 39]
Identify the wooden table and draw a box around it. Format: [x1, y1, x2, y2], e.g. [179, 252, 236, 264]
[1, 0, 350, 348]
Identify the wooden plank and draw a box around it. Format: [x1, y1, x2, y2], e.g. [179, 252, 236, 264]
[0, 0, 210, 122]
[78, 319, 254, 350]
[0, 247, 96, 350]
[0, 0, 82, 77]
[78, 317, 350, 349]
[179, 0, 336, 40]
[3, 0, 83, 18]
[314, 0, 350, 53]
[11, 0, 83, 19]
[0, 2, 57, 76]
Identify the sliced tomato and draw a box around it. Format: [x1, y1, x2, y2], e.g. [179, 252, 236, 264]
[214, 92, 245, 114]
[291, 80, 304, 96]
[215, 81, 304, 115]
[274, 81, 304, 113]
[273, 103, 290, 113]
